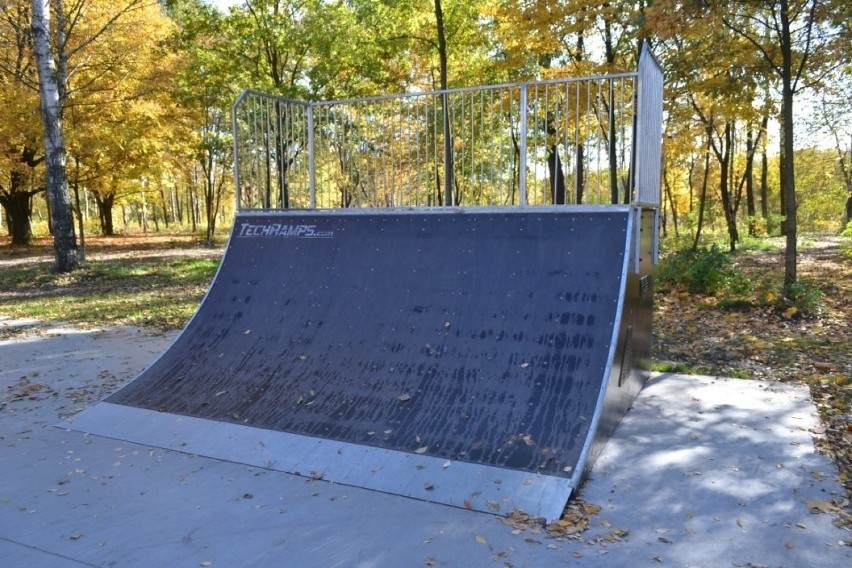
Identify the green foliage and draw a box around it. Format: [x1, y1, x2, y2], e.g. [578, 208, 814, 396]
[648, 360, 711, 375]
[736, 235, 783, 253]
[783, 278, 825, 316]
[841, 224, 852, 260]
[657, 245, 751, 297]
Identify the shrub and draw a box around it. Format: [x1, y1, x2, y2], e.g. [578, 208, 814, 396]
[657, 245, 746, 295]
[782, 278, 824, 317]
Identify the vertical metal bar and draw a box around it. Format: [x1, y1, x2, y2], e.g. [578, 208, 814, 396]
[490, 88, 495, 203]
[231, 95, 242, 210]
[308, 104, 316, 208]
[518, 84, 528, 206]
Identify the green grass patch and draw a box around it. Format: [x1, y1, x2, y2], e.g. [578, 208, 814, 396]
[649, 360, 712, 375]
[0, 256, 220, 330]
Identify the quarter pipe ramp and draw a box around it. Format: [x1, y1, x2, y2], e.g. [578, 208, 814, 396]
[65, 206, 651, 521]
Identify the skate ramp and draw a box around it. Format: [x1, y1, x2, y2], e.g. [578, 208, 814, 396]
[66, 207, 644, 521]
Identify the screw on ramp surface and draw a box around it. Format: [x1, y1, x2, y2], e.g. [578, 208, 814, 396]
[66, 207, 637, 520]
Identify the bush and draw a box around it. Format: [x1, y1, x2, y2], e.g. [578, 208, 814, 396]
[657, 245, 748, 296]
[783, 278, 824, 316]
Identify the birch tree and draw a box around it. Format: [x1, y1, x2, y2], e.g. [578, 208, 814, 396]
[31, 0, 77, 271]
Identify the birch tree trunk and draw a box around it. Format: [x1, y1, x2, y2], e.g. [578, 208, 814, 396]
[31, 0, 78, 272]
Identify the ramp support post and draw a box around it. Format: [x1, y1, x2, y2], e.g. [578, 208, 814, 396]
[308, 104, 316, 208]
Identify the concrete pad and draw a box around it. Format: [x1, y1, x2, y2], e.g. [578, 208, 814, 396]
[1, 319, 849, 567]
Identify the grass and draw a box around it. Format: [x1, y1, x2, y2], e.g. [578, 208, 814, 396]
[0, 255, 220, 330]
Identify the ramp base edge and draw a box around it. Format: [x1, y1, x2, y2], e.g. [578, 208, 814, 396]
[59, 402, 574, 522]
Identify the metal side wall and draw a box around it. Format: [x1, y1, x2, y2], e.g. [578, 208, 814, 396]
[581, 207, 655, 478]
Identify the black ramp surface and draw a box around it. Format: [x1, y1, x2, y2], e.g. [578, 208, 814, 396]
[74, 207, 635, 519]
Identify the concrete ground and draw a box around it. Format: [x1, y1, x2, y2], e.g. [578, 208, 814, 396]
[1, 317, 849, 567]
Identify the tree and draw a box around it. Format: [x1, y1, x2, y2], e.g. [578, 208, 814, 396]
[710, 0, 840, 293]
[0, 1, 45, 245]
[31, 0, 78, 271]
[63, 0, 177, 237]
[814, 74, 852, 225]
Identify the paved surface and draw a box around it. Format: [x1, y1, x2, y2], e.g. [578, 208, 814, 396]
[1, 318, 849, 567]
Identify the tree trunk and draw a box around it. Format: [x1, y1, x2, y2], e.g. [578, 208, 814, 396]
[159, 184, 169, 228]
[546, 145, 567, 205]
[434, 0, 453, 206]
[575, 143, 585, 204]
[760, 114, 770, 227]
[664, 162, 678, 237]
[846, 193, 852, 225]
[0, 188, 38, 245]
[691, 144, 711, 252]
[716, 122, 739, 252]
[779, 0, 797, 293]
[72, 155, 85, 260]
[31, 0, 78, 272]
[745, 127, 756, 236]
[94, 193, 115, 236]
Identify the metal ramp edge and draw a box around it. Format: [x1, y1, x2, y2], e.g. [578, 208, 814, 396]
[62, 402, 576, 521]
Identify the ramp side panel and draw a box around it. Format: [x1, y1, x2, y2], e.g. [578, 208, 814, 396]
[580, 207, 655, 479]
[107, 209, 630, 478]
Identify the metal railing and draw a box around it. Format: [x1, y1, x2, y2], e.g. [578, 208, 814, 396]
[232, 45, 663, 211]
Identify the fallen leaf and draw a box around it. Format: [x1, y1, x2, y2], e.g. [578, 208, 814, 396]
[424, 557, 436, 566]
[415, 446, 428, 454]
[805, 499, 836, 514]
[69, 532, 84, 540]
[398, 393, 411, 402]
[475, 535, 487, 544]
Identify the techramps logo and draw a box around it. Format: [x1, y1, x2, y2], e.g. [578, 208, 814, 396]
[236, 222, 335, 239]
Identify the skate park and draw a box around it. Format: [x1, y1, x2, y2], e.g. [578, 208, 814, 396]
[1, 47, 849, 566]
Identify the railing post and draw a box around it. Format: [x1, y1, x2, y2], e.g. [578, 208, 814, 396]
[518, 84, 528, 206]
[308, 103, 316, 208]
[231, 94, 243, 210]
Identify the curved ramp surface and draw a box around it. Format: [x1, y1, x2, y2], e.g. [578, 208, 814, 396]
[66, 207, 638, 521]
